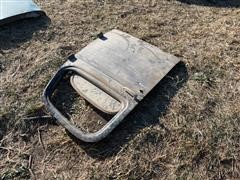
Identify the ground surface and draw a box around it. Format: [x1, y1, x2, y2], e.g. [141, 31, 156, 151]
[0, 0, 240, 179]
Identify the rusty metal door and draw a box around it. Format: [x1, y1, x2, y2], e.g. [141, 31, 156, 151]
[43, 30, 179, 142]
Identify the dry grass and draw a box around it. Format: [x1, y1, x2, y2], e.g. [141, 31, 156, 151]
[0, 0, 240, 179]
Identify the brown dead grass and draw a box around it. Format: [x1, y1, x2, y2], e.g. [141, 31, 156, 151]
[0, 0, 240, 179]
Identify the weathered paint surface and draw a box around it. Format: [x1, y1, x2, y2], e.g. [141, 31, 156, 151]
[0, 0, 43, 24]
[43, 30, 180, 142]
[71, 30, 179, 114]
[71, 75, 121, 114]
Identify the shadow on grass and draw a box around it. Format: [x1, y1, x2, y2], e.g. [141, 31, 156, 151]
[0, 116, 9, 141]
[1, 61, 187, 158]
[0, 14, 50, 50]
[0, 105, 55, 143]
[67, 61, 189, 159]
[177, 0, 240, 8]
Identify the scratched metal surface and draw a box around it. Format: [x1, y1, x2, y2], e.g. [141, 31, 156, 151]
[71, 29, 179, 114]
[43, 29, 180, 142]
[70, 75, 121, 114]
